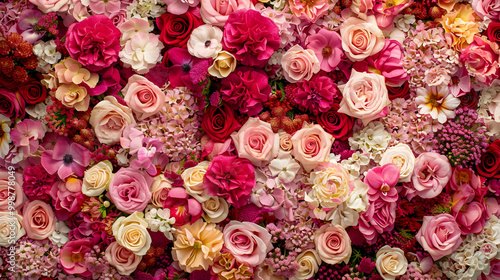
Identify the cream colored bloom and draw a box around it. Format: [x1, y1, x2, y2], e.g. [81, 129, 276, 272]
[188, 24, 223, 59]
[208, 51, 237, 78]
[346, 178, 370, 212]
[306, 163, 354, 208]
[55, 83, 90, 111]
[82, 160, 113, 196]
[182, 161, 209, 202]
[376, 246, 408, 280]
[173, 219, 224, 273]
[54, 57, 98, 87]
[291, 249, 322, 280]
[380, 143, 415, 183]
[202, 196, 229, 223]
[112, 212, 152, 256]
[150, 175, 172, 207]
[416, 85, 460, 124]
[0, 115, 11, 158]
[0, 211, 25, 247]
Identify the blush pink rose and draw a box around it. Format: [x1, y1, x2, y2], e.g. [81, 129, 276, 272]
[314, 224, 352, 265]
[105, 241, 142, 275]
[338, 69, 390, 125]
[223, 221, 273, 267]
[89, 96, 136, 145]
[107, 168, 153, 214]
[454, 201, 486, 235]
[291, 123, 333, 172]
[339, 16, 385, 62]
[0, 168, 25, 212]
[230, 117, 279, 167]
[200, 0, 253, 27]
[281, 45, 321, 83]
[22, 200, 56, 240]
[460, 36, 500, 86]
[472, 0, 500, 20]
[415, 214, 462, 261]
[29, 0, 69, 13]
[123, 75, 165, 121]
[411, 152, 452, 199]
[60, 239, 92, 277]
[289, 0, 329, 22]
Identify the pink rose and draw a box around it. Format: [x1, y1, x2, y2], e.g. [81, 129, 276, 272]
[359, 199, 396, 245]
[289, 0, 328, 22]
[411, 152, 452, 199]
[105, 241, 142, 275]
[314, 224, 352, 265]
[0, 168, 25, 212]
[107, 168, 153, 214]
[223, 221, 272, 267]
[454, 201, 486, 235]
[338, 69, 390, 125]
[200, 0, 253, 27]
[29, 0, 69, 13]
[22, 200, 56, 240]
[123, 75, 165, 120]
[472, 0, 500, 20]
[415, 214, 462, 261]
[90, 96, 136, 145]
[291, 123, 333, 172]
[460, 36, 500, 86]
[50, 181, 87, 220]
[339, 16, 385, 62]
[230, 117, 279, 167]
[281, 45, 321, 83]
[60, 239, 92, 276]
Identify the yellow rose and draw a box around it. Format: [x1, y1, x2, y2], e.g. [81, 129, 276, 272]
[112, 212, 152, 256]
[82, 160, 113, 196]
[55, 84, 90, 111]
[208, 51, 237, 78]
[306, 162, 354, 208]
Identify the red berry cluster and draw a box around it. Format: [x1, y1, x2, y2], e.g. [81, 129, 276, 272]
[0, 33, 37, 84]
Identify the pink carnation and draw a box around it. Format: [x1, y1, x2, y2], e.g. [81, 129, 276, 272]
[204, 155, 255, 208]
[65, 15, 121, 71]
[222, 9, 280, 68]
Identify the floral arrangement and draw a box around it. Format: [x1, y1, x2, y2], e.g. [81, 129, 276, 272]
[3, 0, 500, 279]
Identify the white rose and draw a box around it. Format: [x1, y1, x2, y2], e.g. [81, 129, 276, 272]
[379, 143, 415, 183]
[182, 161, 210, 202]
[291, 249, 322, 280]
[202, 196, 229, 223]
[376, 246, 408, 280]
[112, 212, 152, 256]
[82, 160, 113, 196]
[0, 211, 25, 247]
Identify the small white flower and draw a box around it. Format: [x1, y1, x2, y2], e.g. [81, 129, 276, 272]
[187, 24, 222, 59]
[268, 154, 301, 183]
[49, 221, 70, 247]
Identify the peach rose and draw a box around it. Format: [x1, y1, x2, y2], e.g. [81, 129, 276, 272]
[314, 224, 352, 265]
[291, 123, 333, 172]
[22, 200, 56, 240]
[0, 212, 25, 247]
[29, 0, 69, 13]
[279, 131, 293, 152]
[55, 84, 90, 111]
[105, 241, 142, 275]
[281, 45, 321, 83]
[231, 117, 279, 167]
[123, 75, 165, 120]
[338, 69, 390, 125]
[339, 16, 385, 62]
[150, 175, 172, 207]
[200, 0, 253, 27]
[223, 221, 273, 267]
[0, 168, 25, 212]
[90, 96, 135, 145]
[376, 246, 408, 280]
[112, 212, 152, 256]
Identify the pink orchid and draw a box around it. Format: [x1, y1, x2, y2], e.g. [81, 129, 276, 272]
[162, 187, 202, 226]
[364, 163, 400, 203]
[41, 137, 91, 179]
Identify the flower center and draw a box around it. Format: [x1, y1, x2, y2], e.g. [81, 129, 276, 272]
[380, 183, 391, 192]
[63, 154, 73, 165]
[205, 40, 211, 47]
[182, 63, 191, 72]
[71, 253, 83, 263]
[322, 46, 333, 57]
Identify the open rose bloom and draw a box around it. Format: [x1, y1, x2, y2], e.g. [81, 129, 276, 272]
[3, 1, 500, 280]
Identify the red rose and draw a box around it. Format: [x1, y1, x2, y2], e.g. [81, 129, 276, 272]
[478, 140, 500, 179]
[316, 110, 354, 141]
[156, 11, 202, 49]
[18, 78, 48, 104]
[459, 89, 479, 109]
[0, 88, 25, 119]
[387, 81, 410, 100]
[201, 103, 241, 142]
[488, 21, 500, 44]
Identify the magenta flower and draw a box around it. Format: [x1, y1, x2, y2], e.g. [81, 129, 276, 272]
[164, 47, 210, 92]
[306, 29, 344, 72]
[163, 187, 202, 226]
[60, 239, 92, 277]
[292, 74, 338, 115]
[41, 138, 91, 179]
[364, 163, 400, 203]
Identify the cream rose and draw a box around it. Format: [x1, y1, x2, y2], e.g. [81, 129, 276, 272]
[82, 160, 113, 196]
[291, 249, 322, 280]
[0, 212, 25, 247]
[376, 246, 408, 280]
[29, 0, 69, 13]
[105, 241, 142, 275]
[150, 175, 172, 207]
[202, 196, 229, 223]
[306, 162, 354, 208]
[90, 96, 136, 145]
[182, 161, 210, 202]
[314, 224, 352, 265]
[338, 69, 390, 125]
[122, 75, 165, 120]
[379, 144, 415, 183]
[291, 123, 334, 172]
[112, 212, 152, 256]
[339, 16, 385, 61]
[208, 51, 237, 78]
[281, 45, 321, 83]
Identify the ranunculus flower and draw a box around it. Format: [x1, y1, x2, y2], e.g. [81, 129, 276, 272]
[375, 246, 408, 280]
[306, 29, 343, 72]
[314, 224, 352, 265]
[289, 0, 328, 22]
[188, 24, 223, 59]
[379, 143, 415, 183]
[222, 9, 280, 67]
[201, 103, 241, 142]
[338, 69, 390, 125]
[220, 67, 271, 116]
[89, 96, 136, 145]
[55, 84, 90, 111]
[292, 74, 338, 115]
[156, 11, 202, 49]
[208, 51, 237, 78]
[123, 75, 165, 120]
[65, 15, 121, 71]
[365, 163, 400, 203]
[41, 137, 91, 180]
[292, 249, 322, 280]
[60, 239, 92, 277]
[163, 187, 202, 225]
[120, 32, 164, 74]
[204, 155, 255, 208]
[316, 110, 354, 141]
[454, 201, 486, 235]
[291, 123, 333, 172]
[29, 0, 69, 13]
[230, 117, 278, 167]
[22, 200, 56, 240]
[359, 199, 397, 244]
[82, 160, 113, 197]
[18, 78, 48, 104]
[200, 0, 253, 27]
[281, 45, 321, 83]
[105, 241, 142, 275]
[339, 16, 385, 62]
[0, 88, 25, 120]
[108, 168, 153, 214]
[478, 140, 500, 178]
[460, 36, 500, 86]
[306, 162, 354, 208]
[112, 212, 152, 256]
[411, 152, 452, 199]
[415, 214, 462, 261]
[223, 221, 272, 267]
[1, 168, 24, 211]
[50, 180, 87, 220]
